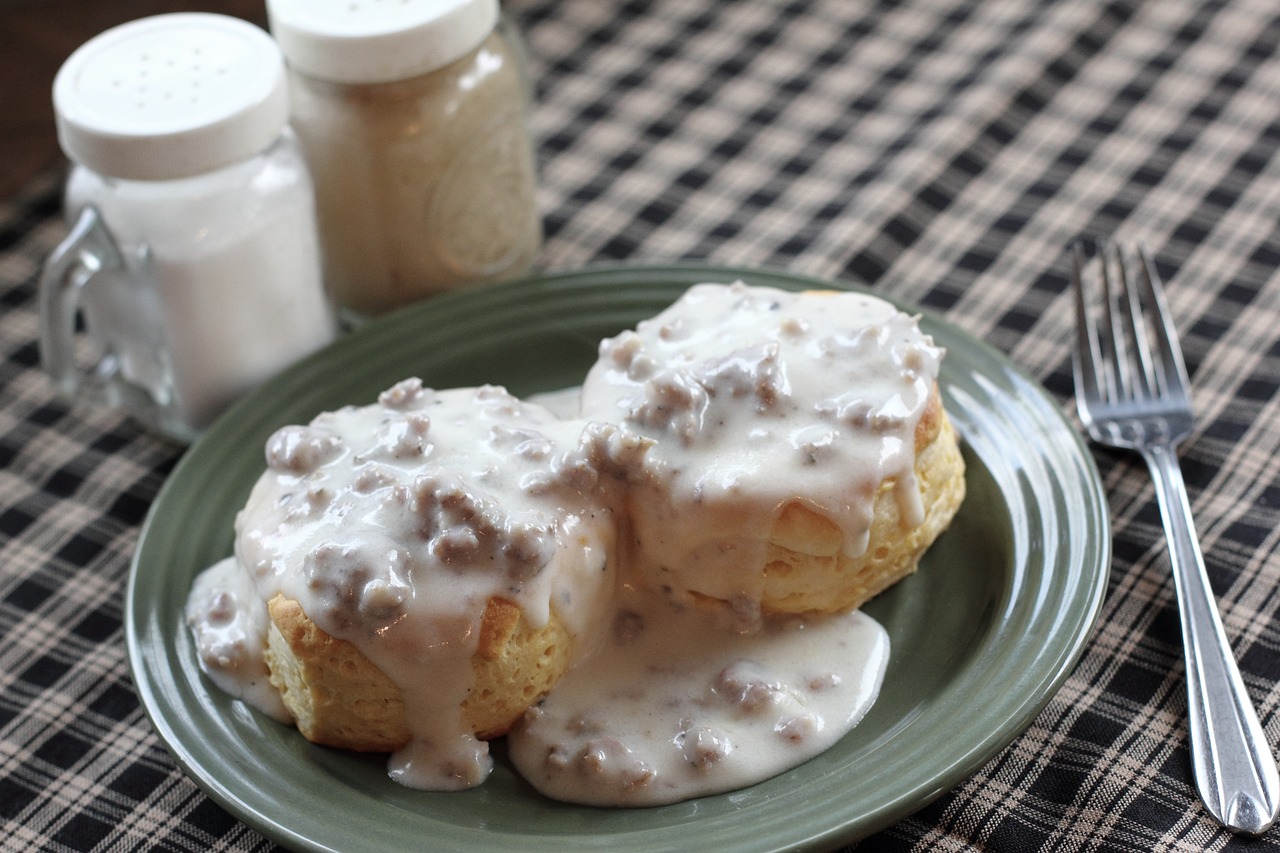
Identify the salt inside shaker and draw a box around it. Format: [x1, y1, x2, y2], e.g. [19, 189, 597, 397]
[42, 13, 336, 443]
[267, 0, 543, 320]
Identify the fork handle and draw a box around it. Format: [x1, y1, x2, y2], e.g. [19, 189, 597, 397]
[1143, 443, 1280, 835]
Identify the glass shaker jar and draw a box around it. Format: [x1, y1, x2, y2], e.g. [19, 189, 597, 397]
[43, 13, 336, 443]
[266, 0, 543, 320]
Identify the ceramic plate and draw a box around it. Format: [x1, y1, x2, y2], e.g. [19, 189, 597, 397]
[127, 263, 1109, 851]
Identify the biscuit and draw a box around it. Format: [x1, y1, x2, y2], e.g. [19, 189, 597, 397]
[581, 283, 965, 615]
[224, 382, 631, 785]
[264, 593, 574, 751]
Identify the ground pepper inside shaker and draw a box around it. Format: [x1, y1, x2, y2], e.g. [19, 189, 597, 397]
[267, 0, 543, 321]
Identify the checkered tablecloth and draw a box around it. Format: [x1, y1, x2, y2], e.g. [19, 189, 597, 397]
[5, 0, 1280, 849]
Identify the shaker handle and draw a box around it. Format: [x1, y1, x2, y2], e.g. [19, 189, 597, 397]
[38, 205, 125, 398]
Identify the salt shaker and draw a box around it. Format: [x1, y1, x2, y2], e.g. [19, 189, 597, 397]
[266, 0, 543, 321]
[41, 13, 336, 443]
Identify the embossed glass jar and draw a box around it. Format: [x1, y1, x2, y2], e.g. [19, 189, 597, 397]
[266, 0, 542, 320]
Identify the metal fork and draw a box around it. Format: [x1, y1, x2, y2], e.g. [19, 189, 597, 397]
[1071, 242, 1280, 835]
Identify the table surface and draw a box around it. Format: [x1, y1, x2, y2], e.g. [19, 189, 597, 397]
[5, 0, 1280, 850]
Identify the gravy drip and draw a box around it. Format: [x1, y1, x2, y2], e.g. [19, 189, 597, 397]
[579, 282, 943, 607]
[507, 583, 888, 806]
[189, 381, 636, 789]
[185, 556, 292, 723]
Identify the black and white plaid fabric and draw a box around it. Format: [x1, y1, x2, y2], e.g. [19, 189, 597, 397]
[5, 0, 1280, 849]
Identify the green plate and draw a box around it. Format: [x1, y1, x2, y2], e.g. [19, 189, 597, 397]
[127, 263, 1109, 851]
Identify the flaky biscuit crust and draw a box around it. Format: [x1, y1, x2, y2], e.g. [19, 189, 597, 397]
[758, 391, 965, 614]
[264, 593, 573, 751]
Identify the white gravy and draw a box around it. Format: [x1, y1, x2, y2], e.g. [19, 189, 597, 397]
[508, 583, 887, 806]
[186, 282, 946, 805]
[185, 556, 292, 722]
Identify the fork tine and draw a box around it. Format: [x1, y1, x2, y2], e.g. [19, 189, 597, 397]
[1071, 241, 1105, 409]
[1116, 244, 1159, 401]
[1098, 242, 1132, 402]
[1135, 244, 1192, 401]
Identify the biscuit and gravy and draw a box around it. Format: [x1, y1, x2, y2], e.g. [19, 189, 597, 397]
[185, 281, 966, 804]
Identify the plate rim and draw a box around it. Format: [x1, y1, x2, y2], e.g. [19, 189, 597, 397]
[126, 261, 1110, 851]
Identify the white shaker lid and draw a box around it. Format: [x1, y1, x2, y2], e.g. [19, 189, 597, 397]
[53, 13, 288, 182]
[266, 0, 498, 85]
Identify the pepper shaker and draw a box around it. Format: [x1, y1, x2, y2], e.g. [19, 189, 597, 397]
[266, 0, 543, 321]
